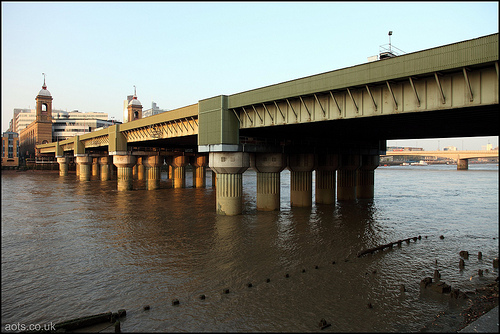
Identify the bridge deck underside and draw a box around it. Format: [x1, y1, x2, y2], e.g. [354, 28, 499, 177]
[239, 104, 499, 146]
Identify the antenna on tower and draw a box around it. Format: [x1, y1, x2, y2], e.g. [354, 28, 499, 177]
[133, 85, 137, 96]
[42, 72, 47, 88]
[388, 31, 393, 53]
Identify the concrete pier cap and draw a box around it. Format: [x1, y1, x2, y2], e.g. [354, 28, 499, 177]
[191, 155, 208, 167]
[142, 155, 163, 168]
[359, 154, 380, 170]
[209, 152, 250, 174]
[315, 153, 339, 171]
[112, 154, 137, 168]
[252, 153, 286, 173]
[288, 153, 315, 172]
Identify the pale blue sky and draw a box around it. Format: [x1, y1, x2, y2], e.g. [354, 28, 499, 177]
[1, 1, 498, 150]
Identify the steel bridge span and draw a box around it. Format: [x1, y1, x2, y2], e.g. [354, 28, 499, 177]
[37, 33, 498, 215]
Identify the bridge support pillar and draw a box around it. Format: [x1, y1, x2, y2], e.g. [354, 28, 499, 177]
[253, 153, 286, 211]
[191, 155, 208, 188]
[99, 156, 112, 181]
[288, 153, 315, 207]
[170, 156, 189, 188]
[457, 158, 469, 170]
[315, 154, 339, 205]
[57, 157, 69, 176]
[337, 154, 361, 201]
[113, 155, 137, 191]
[357, 155, 379, 199]
[92, 158, 100, 177]
[76, 155, 93, 181]
[136, 157, 145, 180]
[143, 156, 163, 190]
[209, 152, 250, 215]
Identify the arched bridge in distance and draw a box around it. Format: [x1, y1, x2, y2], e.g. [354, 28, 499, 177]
[37, 33, 499, 215]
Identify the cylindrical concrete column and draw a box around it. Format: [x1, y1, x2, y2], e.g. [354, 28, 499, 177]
[99, 156, 111, 181]
[216, 173, 243, 215]
[136, 157, 145, 180]
[253, 153, 286, 211]
[92, 158, 99, 177]
[256, 172, 281, 211]
[290, 171, 313, 207]
[113, 155, 137, 191]
[337, 154, 361, 201]
[75, 162, 80, 177]
[191, 155, 208, 188]
[76, 156, 93, 181]
[57, 157, 69, 176]
[357, 155, 379, 199]
[170, 155, 188, 188]
[288, 153, 315, 207]
[209, 152, 250, 215]
[457, 158, 468, 170]
[143, 155, 163, 190]
[315, 170, 336, 204]
[315, 153, 339, 204]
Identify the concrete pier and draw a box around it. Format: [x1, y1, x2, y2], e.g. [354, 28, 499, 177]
[76, 156, 93, 181]
[57, 157, 69, 176]
[357, 155, 379, 199]
[99, 156, 112, 181]
[209, 152, 250, 215]
[113, 155, 137, 191]
[191, 155, 208, 188]
[288, 153, 314, 207]
[143, 156, 163, 190]
[337, 154, 361, 201]
[92, 158, 100, 178]
[136, 157, 145, 180]
[315, 153, 339, 205]
[457, 158, 469, 170]
[253, 153, 285, 211]
[170, 156, 188, 188]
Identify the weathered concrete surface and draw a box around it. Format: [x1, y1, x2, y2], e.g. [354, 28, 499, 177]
[459, 306, 499, 333]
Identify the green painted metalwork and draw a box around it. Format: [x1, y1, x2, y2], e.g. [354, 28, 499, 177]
[108, 124, 127, 153]
[227, 33, 498, 109]
[198, 95, 239, 146]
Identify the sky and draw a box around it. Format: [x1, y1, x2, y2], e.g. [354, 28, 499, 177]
[1, 1, 498, 150]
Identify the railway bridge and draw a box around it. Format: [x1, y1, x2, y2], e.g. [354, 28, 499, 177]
[37, 33, 499, 215]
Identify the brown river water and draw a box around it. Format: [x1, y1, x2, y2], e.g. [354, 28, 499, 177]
[1, 164, 498, 332]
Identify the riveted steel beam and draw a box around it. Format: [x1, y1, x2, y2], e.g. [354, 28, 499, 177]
[365, 85, 377, 111]
[346, 88, 358, 112]
[241, 106, 253, 124]
[408, 77, 420, 107]
[386, 81, 398, 110]
[262, 103, 274, 122]
[329, 91, 341, 115]
[286, 98, 298, 119]
[188, 118, 195, 130]
[314, 94, 326, 117]
[273, 101, 286, 121]
[462, 68, 473, 102]
[299, 96, 311, 117]
[251, 105, 263, 123]
[434, 72, 446, 104]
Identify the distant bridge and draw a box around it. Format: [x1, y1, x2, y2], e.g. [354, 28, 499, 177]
[382, 150, 498, 169]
